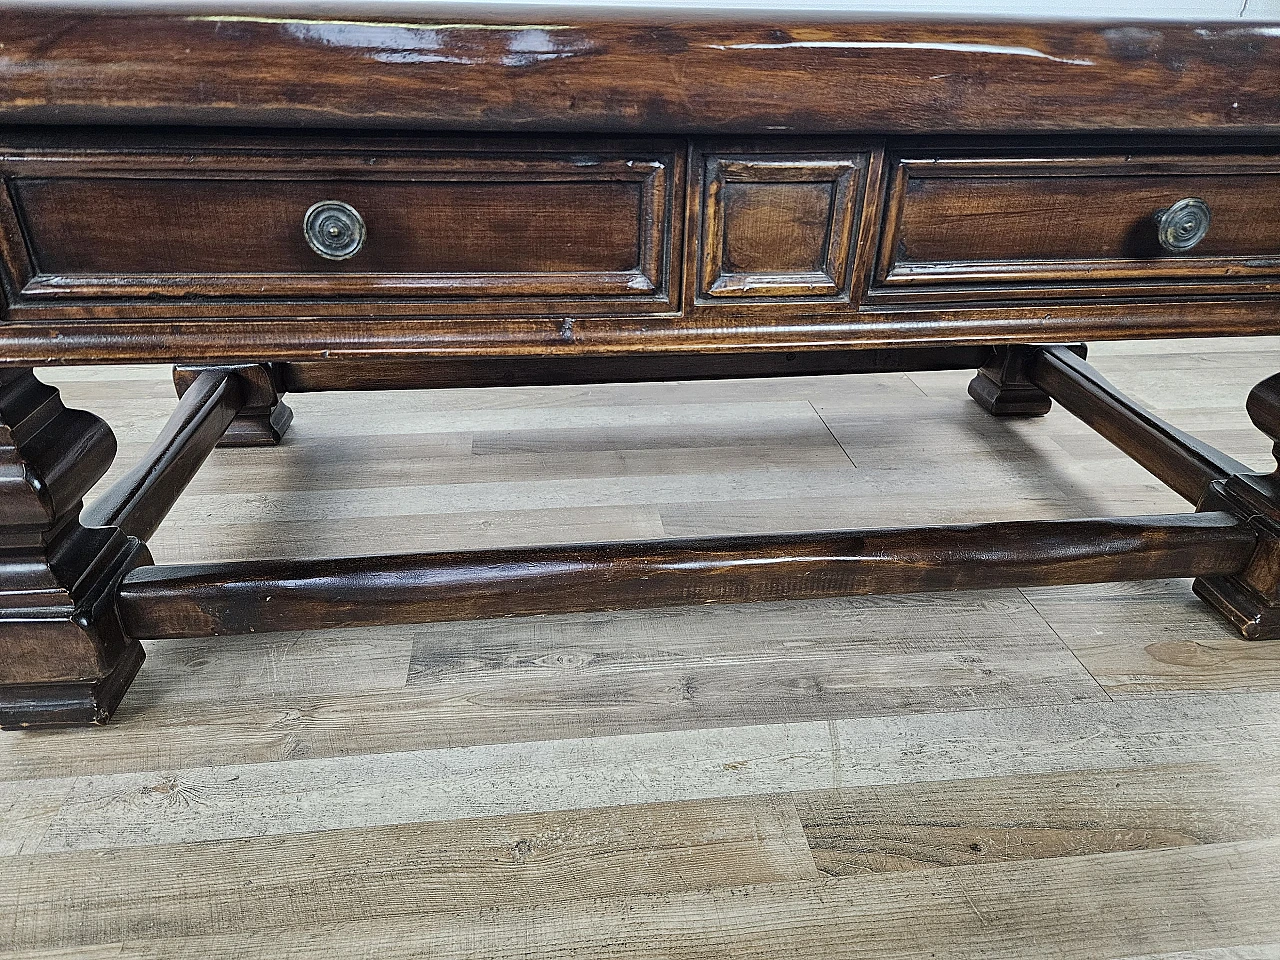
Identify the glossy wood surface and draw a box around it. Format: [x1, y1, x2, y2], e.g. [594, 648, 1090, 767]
[5, 5, 1280, 733]
[174, 364, 295, 448]
[877, 153, 1280, 297]
[0, 132, 1279, 361]
[691, 148, 875, 305]
[0, 137, 679, 315]
[967, 344, 1067, 417]
[12, 334, 1279, 724]
[0, 11, 1278, 135]
[81, 368, 245, 541]
[1194, 373, 1280, 638]
[274, 347, 997, 391]
[116, 514, 1256, 641]
[18, 179, 647, 288]
[0, 14, 1276, 360]
[9, 301, 1280, 366]
[1029, 345, 1252, 505]
[0, 368, 148, 725]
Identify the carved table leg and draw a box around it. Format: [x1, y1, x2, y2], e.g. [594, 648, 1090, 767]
[175, 362, 292, 447]
[0, 369, 150, 727]
[969, 345, 1087, 417]
[1195, 372, 1280, 639]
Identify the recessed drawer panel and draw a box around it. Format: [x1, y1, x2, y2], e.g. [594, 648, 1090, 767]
[690, 145, 877, 308]
[0, 141, 680, 312]
[876, 154, 1280, 298]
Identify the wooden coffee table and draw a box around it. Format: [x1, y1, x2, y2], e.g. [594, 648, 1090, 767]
[3, 4, 1279, 727]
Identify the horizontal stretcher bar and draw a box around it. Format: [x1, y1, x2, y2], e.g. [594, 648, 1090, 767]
[274, 347, 997, 392]
[116, 512, 1256, 641]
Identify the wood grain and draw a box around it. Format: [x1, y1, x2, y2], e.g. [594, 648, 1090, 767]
[0, 798, 816, 952]
[1, 137, 679, 317]
[3, 132, 1280, 361]
[19, 837, 1280, 960]
[0, 591, 1103, 782]
[1028, 345, 1248, 504]
[878, 154, 1280, 295]
[1, 343, 1278, 957]
[0, 369, 149, 726]
[692, 148, 873, 304]
[0, 13, 1276, 135]
[1025, 579, 1280, 694]
[10, 299, 1280, 366]
[7, 692, 1277, 852]
[795, 761, 1280, 875]
[113, 512, 1256, 641]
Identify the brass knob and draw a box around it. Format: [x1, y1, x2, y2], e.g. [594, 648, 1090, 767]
[1155, 197, 1210, 253]
[304, 200, 365, 260]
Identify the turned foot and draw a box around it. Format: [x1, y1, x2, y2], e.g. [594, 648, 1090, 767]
[174, 363, 292, 447]
[0, 369, 150, 728]
[1195, 371, 1280, 640]
[969, 345, 1087, 417]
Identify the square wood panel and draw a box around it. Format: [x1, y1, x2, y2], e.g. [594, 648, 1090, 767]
[693, 149, 875, 305]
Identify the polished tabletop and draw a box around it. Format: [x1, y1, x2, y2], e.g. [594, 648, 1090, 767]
[4, 0, 1279, 19]
[1, 1, 1278, 134]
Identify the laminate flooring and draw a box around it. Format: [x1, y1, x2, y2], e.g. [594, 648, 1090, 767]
[3, 339, 1279, 959]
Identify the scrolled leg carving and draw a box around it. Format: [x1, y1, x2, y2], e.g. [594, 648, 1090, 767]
[1194, 371, 1280, 640]
[0, 368, 150, 728]
[969, 344, 1087, 417]
[175, 362, 292, 447]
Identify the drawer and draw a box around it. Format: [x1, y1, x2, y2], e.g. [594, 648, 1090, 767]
[874, 153, 1280, 300]
[0, 139, 681, 314]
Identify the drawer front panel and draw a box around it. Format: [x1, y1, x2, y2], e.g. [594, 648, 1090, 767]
[877, 155, 1280, 296]
[15, 179, 645, 282]
[690, 145, 878, 308]
[0, 143, 679, 310]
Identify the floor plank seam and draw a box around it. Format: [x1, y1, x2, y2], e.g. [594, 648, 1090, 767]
[807, 401, 857, 467]
[1018, 586, 1117, 704]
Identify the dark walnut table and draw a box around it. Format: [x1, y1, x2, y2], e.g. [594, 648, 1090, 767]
[3, 3, 1280, 727]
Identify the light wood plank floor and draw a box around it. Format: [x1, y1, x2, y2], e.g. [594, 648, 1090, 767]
[3, 339, 1280, 959]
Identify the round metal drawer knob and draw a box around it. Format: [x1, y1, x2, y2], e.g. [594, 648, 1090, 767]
[304, 200, 365, 260]
[1155, 197, 1211, 253]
